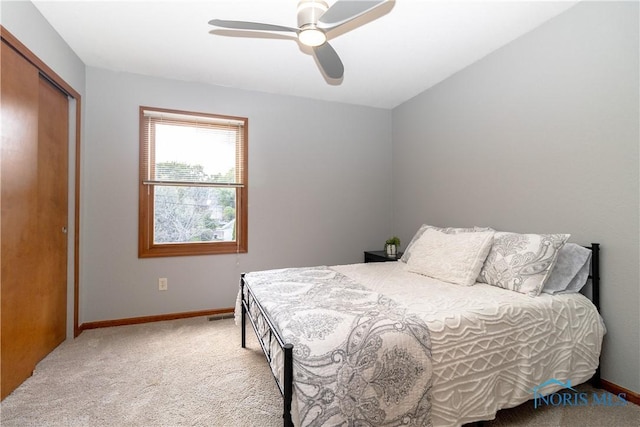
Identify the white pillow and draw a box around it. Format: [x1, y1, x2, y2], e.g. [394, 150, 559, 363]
[401, 224, 487, 263]
[478, 232, 570, 297]
[406, 229, 495, 286]
[542, 243, 592, 294]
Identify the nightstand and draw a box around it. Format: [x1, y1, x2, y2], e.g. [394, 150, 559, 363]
[364, 250, 404, 263]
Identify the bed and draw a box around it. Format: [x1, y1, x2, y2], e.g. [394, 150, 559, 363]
[236, 227, 605, 427]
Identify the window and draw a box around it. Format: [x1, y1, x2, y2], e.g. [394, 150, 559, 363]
[139, 106, 248, 257]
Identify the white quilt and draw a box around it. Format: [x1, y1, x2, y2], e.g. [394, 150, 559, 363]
[333, 261, 605, 426]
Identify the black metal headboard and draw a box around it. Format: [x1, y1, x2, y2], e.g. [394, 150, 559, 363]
[584, 243, 601, 388]
[584, 243, 600, 312]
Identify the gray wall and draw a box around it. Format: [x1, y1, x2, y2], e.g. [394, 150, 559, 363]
[392, 1, 639, 393]
[82, 67, 392, 322]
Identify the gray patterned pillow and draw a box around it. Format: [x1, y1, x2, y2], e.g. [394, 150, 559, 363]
[542, 243, 592, 294]
[400, 224, 478, 263]
[477, 232, 570, 297]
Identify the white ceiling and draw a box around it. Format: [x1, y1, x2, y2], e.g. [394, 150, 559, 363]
[32, 0, 578, 109]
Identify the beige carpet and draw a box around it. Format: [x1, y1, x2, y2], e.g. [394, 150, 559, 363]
[1, 316, 638, 426]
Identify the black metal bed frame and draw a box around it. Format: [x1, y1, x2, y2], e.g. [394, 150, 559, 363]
[586, 243, 601, 388]
[240, 243, 601, 427]
[240, 273, 294, 426]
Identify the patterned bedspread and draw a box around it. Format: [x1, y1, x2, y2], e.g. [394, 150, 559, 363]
[244, 266, 434, 427]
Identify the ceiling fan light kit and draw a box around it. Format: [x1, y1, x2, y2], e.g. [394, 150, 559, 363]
[209, 0, 393, 80]
[298, 26, 326, 47]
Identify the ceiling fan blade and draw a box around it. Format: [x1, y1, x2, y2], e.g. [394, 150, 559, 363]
[313, 42, 344, 79]
[317, 0, 389, 30]
[208, 19, 298, 33]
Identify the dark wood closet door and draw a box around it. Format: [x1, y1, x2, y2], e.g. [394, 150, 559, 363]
[1, 42, 68, 400]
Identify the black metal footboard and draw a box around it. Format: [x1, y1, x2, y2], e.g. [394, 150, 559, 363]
[240, 273, 294, 427]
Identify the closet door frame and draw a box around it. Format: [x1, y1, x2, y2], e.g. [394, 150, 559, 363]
[1, 26, 82, 338]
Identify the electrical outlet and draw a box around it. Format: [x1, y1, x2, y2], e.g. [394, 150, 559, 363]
[158, 278, 168, 291]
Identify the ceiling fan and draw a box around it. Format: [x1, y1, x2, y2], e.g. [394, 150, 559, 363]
[208, 0, 393, 80]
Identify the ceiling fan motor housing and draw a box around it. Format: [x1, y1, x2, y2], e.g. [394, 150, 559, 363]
[297, 0, 328, 27]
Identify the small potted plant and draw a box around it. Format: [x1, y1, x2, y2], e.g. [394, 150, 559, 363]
[385, 236, 401, 257]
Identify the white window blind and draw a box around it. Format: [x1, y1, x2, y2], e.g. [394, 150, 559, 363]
[141, 109, 246, 188]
